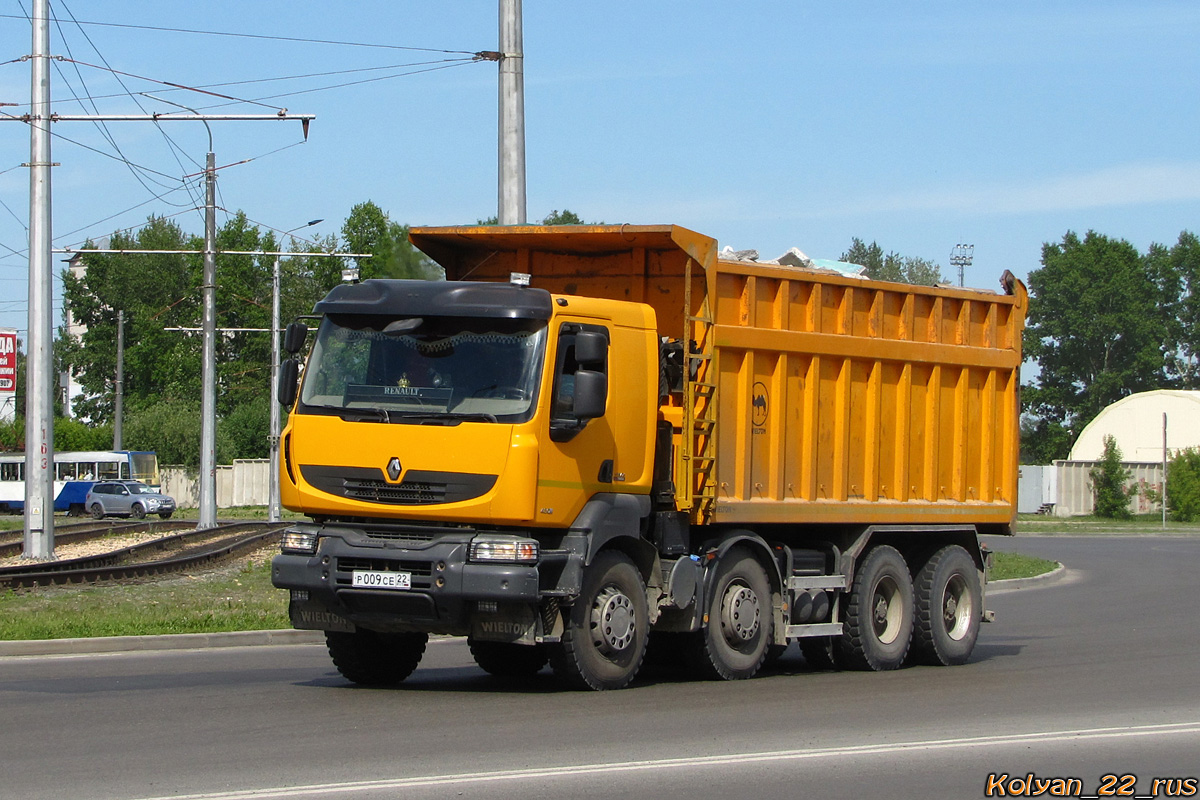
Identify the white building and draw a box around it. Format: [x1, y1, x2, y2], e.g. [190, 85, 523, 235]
[1069, 389, 1200, 461]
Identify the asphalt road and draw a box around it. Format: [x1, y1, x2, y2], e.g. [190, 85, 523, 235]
[2, 535, 1198, 800]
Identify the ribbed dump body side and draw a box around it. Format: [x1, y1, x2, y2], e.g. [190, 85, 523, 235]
[707, 258, 1025, 528]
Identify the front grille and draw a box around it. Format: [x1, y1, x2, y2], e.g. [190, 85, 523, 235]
[300, 465, 497, 506]
[343, 477, 446, 505]
[336, 557, 432, 575]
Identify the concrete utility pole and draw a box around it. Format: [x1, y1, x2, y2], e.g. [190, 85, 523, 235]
[199, 151, 218, 530]
[270, 219, 324, 523]
[498, 0, 527, 225]
[114, 309, 124, 450]
[24, 0, 54, 559]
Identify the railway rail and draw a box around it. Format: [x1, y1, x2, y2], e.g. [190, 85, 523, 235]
[0, 519, 193, 560]
[0, 522, 286, 590]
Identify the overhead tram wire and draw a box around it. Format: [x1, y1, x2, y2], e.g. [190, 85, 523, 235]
[92, 57, 484, 103]
[54, 1, 206, 208]
[0, 12, 481, 55]
[45, 13, 192, 206]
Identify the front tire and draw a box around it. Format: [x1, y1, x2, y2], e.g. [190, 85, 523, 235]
[550, 551, 648, 690]
[837, 545, 914, 671]
[159, 512, 173, 520]
[325, 629, 428, 686]
[131, 503, 146, 520]
[469, 639, 549, 677]
[685, 548, 772, 680]
[910, 545, 982, 666]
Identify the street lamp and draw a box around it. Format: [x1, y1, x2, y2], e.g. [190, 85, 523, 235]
[270, 219, 323, 522]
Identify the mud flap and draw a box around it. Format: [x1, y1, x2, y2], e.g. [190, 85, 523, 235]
[289, 599, 355, 633]
[470, 603, 538, 645]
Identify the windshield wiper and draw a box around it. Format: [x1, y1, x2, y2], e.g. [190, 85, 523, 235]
[391, 411, 498, 424]
[301, 403, 390, 423]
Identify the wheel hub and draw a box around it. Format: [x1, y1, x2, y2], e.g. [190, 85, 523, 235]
[722, 583, 761, 644]
[592, 587, 635, 654]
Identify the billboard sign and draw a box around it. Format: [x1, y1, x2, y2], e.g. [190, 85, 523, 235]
[0, 328, 15, 395]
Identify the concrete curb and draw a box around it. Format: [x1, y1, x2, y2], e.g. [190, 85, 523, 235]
[0, 628, 324, 658]
[989, 562, 1067, 593]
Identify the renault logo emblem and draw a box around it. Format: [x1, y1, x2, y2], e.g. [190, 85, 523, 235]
[386, 457, 403, 482]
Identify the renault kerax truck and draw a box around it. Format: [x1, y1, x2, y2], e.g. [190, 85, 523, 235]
[271, 225, 1027, 690]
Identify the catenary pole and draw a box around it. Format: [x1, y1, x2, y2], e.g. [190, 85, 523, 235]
[23, 0, 54, 559]
[270, 219, 323, 523]
[498, 0, 526, 224]
[114, 309, 124, 450]
[199, 151, 218, 529]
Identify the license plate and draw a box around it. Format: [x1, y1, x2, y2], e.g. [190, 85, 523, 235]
[351, 570, 412, 590]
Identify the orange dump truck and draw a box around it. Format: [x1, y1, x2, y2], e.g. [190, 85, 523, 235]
[271, 224, 1027, 690]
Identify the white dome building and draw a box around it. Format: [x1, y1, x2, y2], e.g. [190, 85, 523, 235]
[1069, 390, 1200, 461]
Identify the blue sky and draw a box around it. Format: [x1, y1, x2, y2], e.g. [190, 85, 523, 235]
[1, 1, 1198, 338]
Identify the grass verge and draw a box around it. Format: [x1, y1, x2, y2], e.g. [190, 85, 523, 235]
[0, 555, 287, 640]
[989, 551, 1057, 581]
[0, 549, 1054, 641]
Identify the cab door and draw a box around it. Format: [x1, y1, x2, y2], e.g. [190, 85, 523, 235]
[535, 321, 615, 526]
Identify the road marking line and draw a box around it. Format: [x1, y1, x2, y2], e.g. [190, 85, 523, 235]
[130, 720, 1200, 800]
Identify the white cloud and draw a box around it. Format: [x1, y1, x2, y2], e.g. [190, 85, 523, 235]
[813, 162, 1200, 219]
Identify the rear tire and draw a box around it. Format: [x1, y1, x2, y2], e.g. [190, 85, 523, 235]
[837, 545, 914, 671]
[90, 503, 105, 520]
[550, 551, 648, 690]
[685, 548, 772, 681]
[468, 639, 549, 677]
[910, 545, 981, 666]
[325, 629, 428, 686]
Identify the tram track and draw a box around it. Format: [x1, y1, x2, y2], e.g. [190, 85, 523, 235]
[0, 522, 286, 589]
[0, 519, 193, 560]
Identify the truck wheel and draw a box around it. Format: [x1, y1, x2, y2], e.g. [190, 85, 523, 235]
[90, 503, 105, 520]
[550, 550, 648, 690]
[468, 639, 549, 677]
[910, 545, 981, 666]
[837, 545, 914, 671]
[686, 548, 771, 680]
[325, 629, 428, 686]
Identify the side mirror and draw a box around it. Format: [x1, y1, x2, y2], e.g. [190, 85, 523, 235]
[283, 322, 309, 355]
[278, 359, 300, 407]
[573, 370, 607, 421]
[575, 330, 607, 367]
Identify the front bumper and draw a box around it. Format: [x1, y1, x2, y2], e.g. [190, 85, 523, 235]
[271, 524, 545, 636]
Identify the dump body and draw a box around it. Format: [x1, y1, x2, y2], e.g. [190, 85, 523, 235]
[410, 224, 1026, 533]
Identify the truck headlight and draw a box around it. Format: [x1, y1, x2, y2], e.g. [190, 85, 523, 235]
[280, 530, 319, 555]
[468, 536, 539, 564]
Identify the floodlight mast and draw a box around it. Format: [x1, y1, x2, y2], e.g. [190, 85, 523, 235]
[950, 244, 975, 288]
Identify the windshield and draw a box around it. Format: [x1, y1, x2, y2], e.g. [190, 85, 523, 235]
[299, 315, 547, 423]
[127, 483, 156, 494]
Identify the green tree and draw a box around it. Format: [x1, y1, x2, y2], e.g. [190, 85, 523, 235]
[1090, 435, 1134, 519]
[1019, 416, 1072, 465]
[1022, 231, 1169, 450]
[1166, 447, 1200, 522]
[839, 238, 947, 285]
[123, 398, 233, 468]
[342, 201, 440, 280]
[1146, 231, 1200, 388]
[222, 401, 269, 460]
